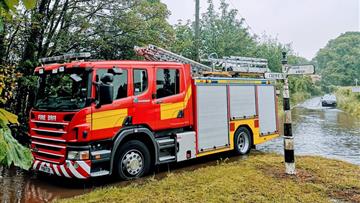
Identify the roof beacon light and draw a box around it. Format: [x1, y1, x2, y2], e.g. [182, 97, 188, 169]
[39, 52, 91, 64]
[39, 68, 44, 74]
[59, 66, 65, 72]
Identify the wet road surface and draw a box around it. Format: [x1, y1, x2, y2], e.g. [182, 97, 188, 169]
[258, 97, 360, 165]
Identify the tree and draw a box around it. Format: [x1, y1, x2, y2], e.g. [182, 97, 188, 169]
[200, 0, 257, 58]
[0, 0, 36, 32]
[170, 20, 196, 59]
[314, 32, 360, 86]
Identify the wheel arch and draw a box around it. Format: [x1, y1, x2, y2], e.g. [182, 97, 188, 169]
[110, 127, 158, 175]
[234, 124, 254, 146]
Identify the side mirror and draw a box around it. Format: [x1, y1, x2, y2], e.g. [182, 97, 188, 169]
[98, 73, 114, 106]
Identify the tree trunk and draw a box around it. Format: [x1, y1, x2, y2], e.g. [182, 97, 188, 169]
[0, 23, 6, 64]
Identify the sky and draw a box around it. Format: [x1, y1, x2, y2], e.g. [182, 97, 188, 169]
[161, 0, 359, 60]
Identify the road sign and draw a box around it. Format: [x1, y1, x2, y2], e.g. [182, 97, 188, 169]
[285, 65, 315, 75]
[264, 72, 285, 80]
[352, 87, 360, 93]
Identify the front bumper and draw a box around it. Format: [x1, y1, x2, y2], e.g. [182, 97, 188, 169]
[32, 160, 91, 179]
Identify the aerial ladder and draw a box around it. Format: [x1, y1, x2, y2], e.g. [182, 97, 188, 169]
[134, 44, 270, 78]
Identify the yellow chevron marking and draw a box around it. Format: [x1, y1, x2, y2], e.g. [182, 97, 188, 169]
[160, 86, 192, 120]
[86, 109, 128, 130]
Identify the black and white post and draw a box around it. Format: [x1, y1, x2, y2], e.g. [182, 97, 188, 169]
[282, 52, 296, 175]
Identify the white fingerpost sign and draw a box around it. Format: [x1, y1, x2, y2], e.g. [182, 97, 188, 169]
[352, 87, 360, 93]
[284, 65, 315, 75]
[264, 72, 285, 80]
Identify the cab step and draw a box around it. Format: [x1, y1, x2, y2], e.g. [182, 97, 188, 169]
[90, 170, 110, 177]
[159, 155, 176, 162]
[157, 138, 175, 149]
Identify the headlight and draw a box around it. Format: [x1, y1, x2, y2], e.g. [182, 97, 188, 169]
[67, 150, 90, 160]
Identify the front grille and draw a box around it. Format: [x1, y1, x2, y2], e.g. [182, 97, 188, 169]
[31, 138, 67, 164]
[30, 120, 69, 164]
[32, 129, 65, 137]
[35, 122, 65, 129]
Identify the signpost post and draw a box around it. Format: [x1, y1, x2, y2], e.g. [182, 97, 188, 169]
[265, 52, 315, 175]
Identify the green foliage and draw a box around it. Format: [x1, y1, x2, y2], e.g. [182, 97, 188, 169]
[1, 0, 36, 11]
[0, 108, 33, 170]
[59, 153, 360, 203]
[0, 17, 3, 32]
[22, 0, 36, 9]
[0, 65, 20, 105]
[253, 36, 289, 72]
[52, 0, 174, 60]
[199, 0, 257, 58]
[335, 87, 360, 117]
[171, 21, 196, 59]
[0, 0, 36, 31]
[314, 32, 360, 87]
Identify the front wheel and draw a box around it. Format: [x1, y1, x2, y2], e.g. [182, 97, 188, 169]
[234, 127, 252, 155]
[114, 140, 151, 180]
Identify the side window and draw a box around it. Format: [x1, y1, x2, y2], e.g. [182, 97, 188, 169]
[113, 70, 128, 100]
[96, 69, 128, 100]
[133, 69, 148, 95]
[156, 68, 180, 99]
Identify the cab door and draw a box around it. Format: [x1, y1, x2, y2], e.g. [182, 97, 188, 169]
[131, 66, 157, 129]
[90, 67, 132, 140]
[153, 66, 188, 130]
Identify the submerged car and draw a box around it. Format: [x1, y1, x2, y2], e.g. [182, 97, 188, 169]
[321, 94, 337, 107]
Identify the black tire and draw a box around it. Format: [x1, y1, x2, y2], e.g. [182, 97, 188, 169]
[234, 127, 252, 155]
[114, 140, 151, 180]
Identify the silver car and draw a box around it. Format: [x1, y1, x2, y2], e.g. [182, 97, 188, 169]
[321, 94, 337, 107]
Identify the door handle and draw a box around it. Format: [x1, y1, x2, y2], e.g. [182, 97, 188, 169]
[155, 100, 163, 104]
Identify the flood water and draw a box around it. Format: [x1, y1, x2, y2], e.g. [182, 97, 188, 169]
[258, 97, 360, 165]
[0, 97, 359, 202]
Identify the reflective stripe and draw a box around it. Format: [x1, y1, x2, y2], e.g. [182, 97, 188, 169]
[46, 163, 54, 174]
[60, 165, 71, 178]
[39, 162, 46, 170]
[67, 162, 85, 179]
[33, 160, 40, 170]
[78, 161, 90, 174]
[53, 165, 61, 176]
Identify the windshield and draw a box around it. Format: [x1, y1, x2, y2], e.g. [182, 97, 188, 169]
[34, 68, 91, 111]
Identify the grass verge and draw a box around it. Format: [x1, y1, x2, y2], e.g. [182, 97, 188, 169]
[59, 152, 360, 203]
[336, 87, 360, 118]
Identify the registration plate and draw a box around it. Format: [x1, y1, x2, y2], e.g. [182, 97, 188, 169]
[39, 164, 53, 174]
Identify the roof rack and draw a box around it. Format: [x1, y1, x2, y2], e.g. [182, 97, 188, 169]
[39, 52, 91, 64]
[135, 44, 270, 78]
[134, 44, 212, 73]
[201, 56, 269, 74]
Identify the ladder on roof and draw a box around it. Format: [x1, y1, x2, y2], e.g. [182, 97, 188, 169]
[134, 44, 270, 77]
[134, 44, 212, 74]
[201, 56, 270, 74]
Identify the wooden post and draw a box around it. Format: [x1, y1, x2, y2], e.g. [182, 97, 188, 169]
[282, 52, 296, 175]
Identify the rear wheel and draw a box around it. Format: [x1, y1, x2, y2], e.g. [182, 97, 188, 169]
[115, 140, 151, 180]
[234, 127, 252, 155]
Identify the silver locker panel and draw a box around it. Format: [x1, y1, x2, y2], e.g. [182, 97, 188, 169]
[229, 86, 256, 118]
[176, 131, 196, 162]
[257, 85, 277, 135]
[197, 85, 229, 150]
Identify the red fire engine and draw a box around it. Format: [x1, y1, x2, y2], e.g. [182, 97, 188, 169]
[30, 45, 279, 179]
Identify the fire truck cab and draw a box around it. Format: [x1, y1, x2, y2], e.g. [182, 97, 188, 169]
[30, 51, 279, 180]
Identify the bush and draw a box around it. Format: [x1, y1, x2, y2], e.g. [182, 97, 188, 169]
[0, 108, 33, 170]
